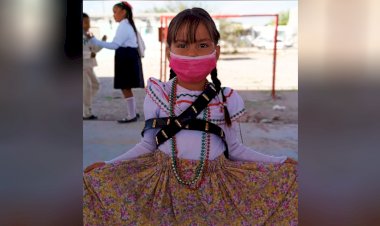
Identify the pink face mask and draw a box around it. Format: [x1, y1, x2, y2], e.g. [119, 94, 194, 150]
[169, 51, 217, 83]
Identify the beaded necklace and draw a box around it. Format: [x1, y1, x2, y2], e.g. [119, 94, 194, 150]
[169, 77, 211, 190]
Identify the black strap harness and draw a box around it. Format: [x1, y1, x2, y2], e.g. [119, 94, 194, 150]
[141, 83, 229, 159]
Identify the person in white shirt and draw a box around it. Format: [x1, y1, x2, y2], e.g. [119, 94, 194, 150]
[86, 1, 144, 123]
[83, 13, 106, 120]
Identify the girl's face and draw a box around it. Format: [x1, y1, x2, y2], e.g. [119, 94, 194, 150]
[83, 17, 90, 32]
[113, 6, 126, 22]
[168, 23, 220, 59]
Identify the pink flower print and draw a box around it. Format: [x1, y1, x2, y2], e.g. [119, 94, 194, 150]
[253, 208, 264, 218]
[242, 221, 251, 226]
[92, 179, 101, 189]
[281, 183, 289, 193]
[267, 198, 278, 209]
[103, 197, 114, 206]
[205, 195, 213, 204]
[125, 194, 137, 204]
[120, 206, 129, 220]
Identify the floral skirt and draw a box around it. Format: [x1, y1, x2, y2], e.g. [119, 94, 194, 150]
[83, 150, 298, 225]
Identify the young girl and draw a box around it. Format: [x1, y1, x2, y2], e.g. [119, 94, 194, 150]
[82, 13, 106, 120]
[84, 8, 298, 225]
[86, 1, 144, 123]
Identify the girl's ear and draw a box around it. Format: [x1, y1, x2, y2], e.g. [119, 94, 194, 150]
[216, 45, 221, 60]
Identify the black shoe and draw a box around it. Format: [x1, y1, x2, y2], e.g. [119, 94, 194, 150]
[83, 115, 98, 120]
[117, 113, 140, 123]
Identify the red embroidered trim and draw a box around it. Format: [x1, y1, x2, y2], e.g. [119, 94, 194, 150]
[149, 78, 169, 101]
[145, 88, 170, 115]
[224, 89, 234, 98]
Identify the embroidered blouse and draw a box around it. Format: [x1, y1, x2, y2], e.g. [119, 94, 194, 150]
[106, 78, 287, 164]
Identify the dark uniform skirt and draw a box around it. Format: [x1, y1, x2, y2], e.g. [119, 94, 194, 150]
[114, 47, 144, 89]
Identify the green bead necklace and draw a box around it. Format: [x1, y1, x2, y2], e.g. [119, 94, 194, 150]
[169, 77, 211, 190]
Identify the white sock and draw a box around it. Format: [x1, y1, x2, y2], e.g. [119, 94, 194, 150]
[83, 104, 91, 117]
[125, 97, 136, 119]
[133, 97, 137, 114]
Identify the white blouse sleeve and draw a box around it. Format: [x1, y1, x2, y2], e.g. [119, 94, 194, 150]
[105, 95, 159, 164]
[225, 122, 287, 163]
[222, 88, 287, 163]
[90, 42, 103, 53]
[89, 21, 133, 50]
[90, 37, 119, 50]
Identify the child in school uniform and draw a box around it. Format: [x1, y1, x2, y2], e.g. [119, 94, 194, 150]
[83, 13, 106, 120]
[84, 8, 298, 225]
[86, 1, 144, 123]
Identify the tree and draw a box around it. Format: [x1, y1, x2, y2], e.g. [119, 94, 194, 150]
[219, 20, 246, 53]
[267, 10, 289, 26]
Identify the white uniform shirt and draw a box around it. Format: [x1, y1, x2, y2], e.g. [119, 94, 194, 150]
[83, 31, 102, 69]
[90, 19, 137, 49]
[105, 78, 287, 164]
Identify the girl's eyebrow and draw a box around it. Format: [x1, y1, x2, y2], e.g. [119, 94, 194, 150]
[196, 38, 212, 42]
[174, 38, 212, 43]
[175, 39, 188, 42]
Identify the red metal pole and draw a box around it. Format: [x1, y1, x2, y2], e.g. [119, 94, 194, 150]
[159, 16, 163, 81]
[272, 14, 279, 100]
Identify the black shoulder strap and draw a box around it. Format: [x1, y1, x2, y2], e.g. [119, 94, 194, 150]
[142, 117, 228, 158]
[154, 83, 217, 145]
[141, 82, 229, 158]
[142, 118, 226, 142]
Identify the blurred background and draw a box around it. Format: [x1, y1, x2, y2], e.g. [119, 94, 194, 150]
[0, 0, 380, 225]
[84, 1, 298, 90]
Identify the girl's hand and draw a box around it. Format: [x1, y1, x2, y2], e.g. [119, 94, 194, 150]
[102, 35, 107, 41]
[284, 158, 298, 164]
[85, 31, 94, 40]
[84, 162, 106, 173]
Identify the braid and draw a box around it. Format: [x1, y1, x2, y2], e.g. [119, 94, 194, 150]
[210, 68, 232, 127]
[127, 13, 138, 35]
[169, 69, 177, 80]
[210, 68, 221, 93]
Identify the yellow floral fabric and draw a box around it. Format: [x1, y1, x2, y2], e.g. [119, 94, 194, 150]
[83, 151, 298, 225]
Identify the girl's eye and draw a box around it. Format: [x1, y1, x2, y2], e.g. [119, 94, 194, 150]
[199, 43, 209, 48]
[177, 43, 187, 48]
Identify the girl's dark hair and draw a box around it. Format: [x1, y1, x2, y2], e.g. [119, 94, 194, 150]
[167, 8, 219, 47]
[168, 8, 231, 126]
[83, 13, 89, 18]
[114, 2, 138, 35]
